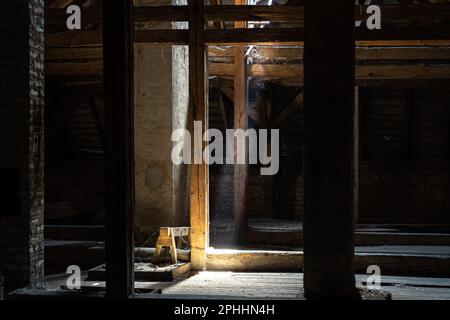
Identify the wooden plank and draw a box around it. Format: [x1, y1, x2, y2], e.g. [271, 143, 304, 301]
[205, 5, 303, 22]
[247, 46, 450, 61]
[46, 6, 189, 24]
[205, 28, 304, 44]
[49, 0, 74, 9]
[45, 30, 189, 47]
[45, 8, 103, 25]
[45, 31, 103, 47]
[88, 263, 191, 282]
[356, 40, 450, 46]
[46, 4, 450, 24]
[45, 31, 450, 48]
[103, 0, 135, 299]
[45, 62, 102, 75]
[355, 26, 450, 41]
[355, 47, 450, 60]
[355, 274, 450, 288]
[45, 61, 450, 78]
[205, 27, 450, 44]
[188, 0, 209, 271]
[208, 63, 450, 80]
[134, 30, 189, 45]
[133, 6, 188, 22]
[203, 4, 450, 22]
[161, 271, 303, 299]
[207, 250, 302, 272]
[246, 229, 302, 247]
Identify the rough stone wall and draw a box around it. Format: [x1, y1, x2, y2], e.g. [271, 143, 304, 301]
[0, 0, 45, 292]
[134, 0, 189, 244]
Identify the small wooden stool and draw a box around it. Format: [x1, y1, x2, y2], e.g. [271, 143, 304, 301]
[155, 227, 190, 264]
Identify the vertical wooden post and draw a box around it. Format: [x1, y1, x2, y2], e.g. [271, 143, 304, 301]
[234, 0, 248, 244]
[303, 0, 357, 298]
[103, 0, 135, 298]
[354, 86, 360, 224]
[188, 0, 209, 270]
[403, 90, 414, 160]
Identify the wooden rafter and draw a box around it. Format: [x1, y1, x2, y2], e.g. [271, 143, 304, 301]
[272, 91, 304, 128]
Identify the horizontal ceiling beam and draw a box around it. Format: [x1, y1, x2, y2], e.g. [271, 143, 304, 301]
[209, 63, 450, 80]
[45, 26, 450, 47]
[209, 46, 450, 60]
[45, 4, 450, 24]
[46, 45, 450, 61]
[46, 61, 450, 80]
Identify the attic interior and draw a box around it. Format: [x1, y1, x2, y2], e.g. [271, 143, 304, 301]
[2, 0, 450, 301]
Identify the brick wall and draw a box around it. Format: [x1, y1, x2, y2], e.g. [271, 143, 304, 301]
[0, 0, 44, 292]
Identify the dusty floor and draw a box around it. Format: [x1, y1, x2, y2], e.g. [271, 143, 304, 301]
[38, 271, 450, 300]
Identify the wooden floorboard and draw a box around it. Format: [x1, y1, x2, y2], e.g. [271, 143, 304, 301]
[161, 272, 302, 299]
[31, 272, 450, 300]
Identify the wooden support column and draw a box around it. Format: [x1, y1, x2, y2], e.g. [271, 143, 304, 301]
[103, 0, 135, 299]
[403, 90, 414, 160]
[354, 87, 360, 224]
[234, 0, 248, 244]
[188, 0, 209, 270]
[303, 0, 357, 298]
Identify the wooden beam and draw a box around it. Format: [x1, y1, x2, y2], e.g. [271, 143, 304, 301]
[133, 5, 188, 22]
[45, 31, 103, 47]
[355, 26, 450, 41]
[45, 62, 102, 75]
[355, 47, 450, 60]
[188, 0, 209, 271]
[272, 91, 304, 128]
[45, 47, 103, 60]
[303, 0, 356, 299]
[208, 63, 450, 80]
[233, 0, 248, 245]
[219, 86, 234, 102]
[218, 92, 228, 130]
[103, 0, 135, 299]
[45, 28, 450, 48]
[134, 30, 189, 45]
[354, 86, 359, 224]
[203, 4, 450, 22]
[45, 30, 189, 47]
[205, 5, 303, 22]
[245, 46, 450, 61]
[46, 4, 450, 24]
[403, 90, 414, 160]
[49, 0, 74, 8]
[45, 29, 450, 48]
[45, 59, 450, 81]
[205, 28, 304, 44]
[45, 8, 103, 25]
